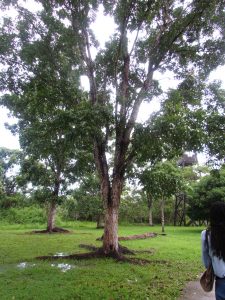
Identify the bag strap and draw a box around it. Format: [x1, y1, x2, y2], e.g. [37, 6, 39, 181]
[205, 229, 213, 266]
[205, 229, 209, 250]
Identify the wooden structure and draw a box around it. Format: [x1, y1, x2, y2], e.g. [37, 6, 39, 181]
[174, 153, 198, 226]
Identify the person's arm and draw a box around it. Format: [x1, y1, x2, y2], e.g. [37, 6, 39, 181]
[201, 230, 211, 268]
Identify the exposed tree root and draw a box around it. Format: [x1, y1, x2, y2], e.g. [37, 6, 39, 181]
[37, 251, 152, 265]
[36, 250, 168, 265]
[79, 244, 99, 251]
[36, 233, 160, 265]
[32, 227, 71, 234]
[97, 232, 157, 241]
[119, 232, 157, 240]
[36, 243, 157, 265]
[134, 248, 155, 254]
[79, 243, 135, 255]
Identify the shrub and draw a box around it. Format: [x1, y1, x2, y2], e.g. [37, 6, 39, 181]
[0, 206, 46, 224]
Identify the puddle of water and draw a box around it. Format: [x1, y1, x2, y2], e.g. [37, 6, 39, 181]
[53, 252, 69, 257]
[17, 262, 36, 269]
[0, 262, 36, 273]
[0, 261, 75, 274]
[51, 263, 75, 272]
[0, 264, 15, 273]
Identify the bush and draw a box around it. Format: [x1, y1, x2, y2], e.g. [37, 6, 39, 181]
[0, 206, 46, 224]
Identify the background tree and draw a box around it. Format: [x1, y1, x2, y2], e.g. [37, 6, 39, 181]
[0, 147, 23, 209]
[63, 172, 103, 228]
[173, 153, 198, 226]
[139, 161, 184, 232]
[0, 7, 94, 232]
[1, 0, 225, 256]
[137, 168, 156, 226]
[202, 82, 225, 163]
[119, 188, 148, 224]
[187, 165, 225, 224]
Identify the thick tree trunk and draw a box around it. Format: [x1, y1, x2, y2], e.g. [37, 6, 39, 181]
[103, 205, 119, 254]
[102, 178, 122, 255]
[47, 201, 57, 232]
[161, 197, 165, 233]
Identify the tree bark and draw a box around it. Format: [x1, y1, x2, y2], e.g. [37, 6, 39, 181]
[47, 177, 60, 232]
[147, 193, 153, 226]
[149, 208, 153, 226]
[96, 213, 104, 229]
[103, 205, 119, 254]
[102, 177, 122, 255]
[161, 197, 165, 233]
[47, 201, 57, 232]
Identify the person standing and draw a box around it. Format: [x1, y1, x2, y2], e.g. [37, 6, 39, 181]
[201, 201, 225, 300]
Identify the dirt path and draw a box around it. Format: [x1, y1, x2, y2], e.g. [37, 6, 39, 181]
[179, 280, 215, 300]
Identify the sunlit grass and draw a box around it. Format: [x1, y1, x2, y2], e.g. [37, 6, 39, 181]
[0, 222, 205, 299]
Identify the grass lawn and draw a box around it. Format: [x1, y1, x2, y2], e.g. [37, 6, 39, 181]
[0, 222, 205, 300]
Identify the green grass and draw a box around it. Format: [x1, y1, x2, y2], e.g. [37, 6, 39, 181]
[0, 222, 205, 300]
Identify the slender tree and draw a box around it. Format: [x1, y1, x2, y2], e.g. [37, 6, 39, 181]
[138, 161, 184, 232]
[0, 7, 94, 232]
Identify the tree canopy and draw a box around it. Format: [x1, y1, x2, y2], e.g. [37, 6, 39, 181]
[188, 165, 225, 223]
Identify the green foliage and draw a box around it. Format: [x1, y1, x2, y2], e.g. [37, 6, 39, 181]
[0, 148, 23, 211]
[0, 193, 25, 209]
[187, 165, 225, 222]
[139, 161, 184, 199]
[0, 6, 95, 221]
[0, 206, 46, 224]
[119, 191, 148, 223]
[133, 80, 225, 165]
[202, 82, 225, 161]
[62, 173, 103, 221]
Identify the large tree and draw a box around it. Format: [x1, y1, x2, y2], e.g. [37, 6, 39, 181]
[0, 6, 94, 232]
[1, 0, 225, 255]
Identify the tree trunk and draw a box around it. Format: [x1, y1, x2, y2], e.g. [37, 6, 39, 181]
[161, 197, 165, 233]
[96, 213, 105, 229]
[103, 205, 119, 254]
[102, 177, 122, 255]
[47, 177, 60, 232]
[47, 201, 57, 232]
[147, 193, 153, 226]
[149, 208, 153, 226]
[173, 194, 179, 226]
